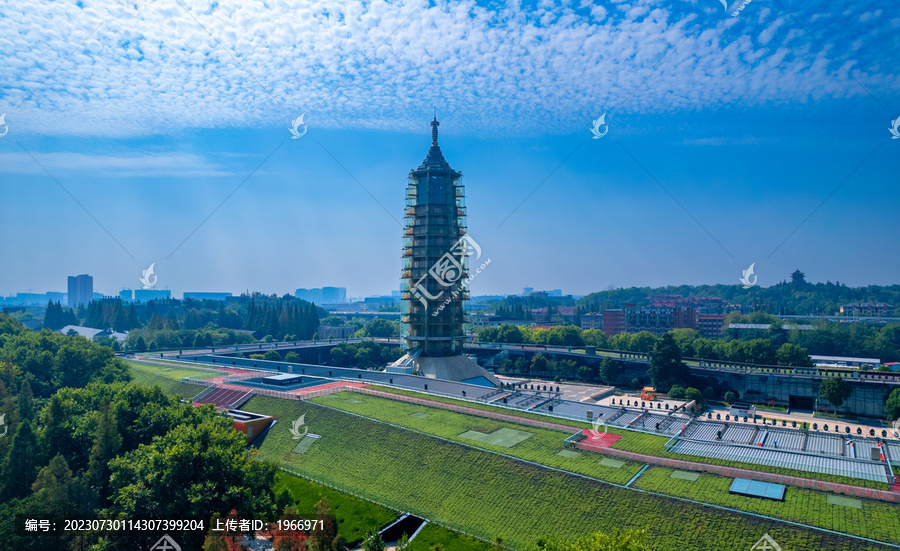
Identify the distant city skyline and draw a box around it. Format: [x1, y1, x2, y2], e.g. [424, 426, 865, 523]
[2, 1, 898, 298]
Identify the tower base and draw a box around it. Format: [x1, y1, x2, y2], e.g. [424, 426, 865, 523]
[391, 350, 499, 386]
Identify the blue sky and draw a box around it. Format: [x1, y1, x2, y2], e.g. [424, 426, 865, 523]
[1, 0, 898, 299]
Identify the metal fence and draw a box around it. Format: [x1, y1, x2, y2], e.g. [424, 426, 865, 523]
[246, 387, 300, 401]
[297, 383, 900, 504]
[572, 441, 900, 503]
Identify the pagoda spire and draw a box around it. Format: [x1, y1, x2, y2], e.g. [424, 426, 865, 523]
[431, 115, 439, 146]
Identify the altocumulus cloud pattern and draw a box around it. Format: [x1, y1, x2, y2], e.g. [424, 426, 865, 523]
[2, 0, 897, 138]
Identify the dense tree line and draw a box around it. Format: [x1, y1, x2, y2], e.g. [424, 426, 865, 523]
[478, 322, 900, 367]
[0, 315, 130, 398]
[244, 298, 320, 341]
[123, 326, 257, 352]
[0, 315, 283, 550]
[40, 301, 77, 331]
[477, 325, 590, 347]
[328, 342, 404, 369]
[575, 279, 900, 316]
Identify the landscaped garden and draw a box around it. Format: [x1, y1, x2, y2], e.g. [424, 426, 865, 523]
[366, 385, 891, 490]
[633, 467, 900, 545]
[242, 394, 893, 551]
[308, 391, 645, 485]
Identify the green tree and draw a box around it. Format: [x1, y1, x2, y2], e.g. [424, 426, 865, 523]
[361, 319, 399, 338]
[668, 385, 686, 399]
[724, 390, 737, 404]
[285, 352, 300, 363]
[668, 328, 699, 356]
[775, 343, 812, 366]
[362, 530, 385, 551]
[31, 454, 76, 514]
[1, 419, 41, 500]
[647, 333, 689, 389]
[84, 403, 123, 499]
[685, 387, 703, 409]
[18, 379, 35, 419]
[598, 358, 621, 384]
[628, 331, 657, 353]
[819, 377, 853, 413]
[135, 335, 148, 352]
[107, 419, 278, 550]
[264, 350, 282, 362]
[547, 326, 584, 347]
[886, 388, 900, 421]
[581, 329, 608, 348]
[530, 354, 549, 376]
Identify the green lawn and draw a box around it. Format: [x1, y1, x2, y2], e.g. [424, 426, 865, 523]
[127, 359, 225, 380]
[407, 522, 493, 551]
[308, 391, 644, 486]
[128, 368, 207, 400]
[367, 386, 890, 490]
[242, 394, 890, 551]
[273, 471, 396, 545]
[632, 466, 900, 545]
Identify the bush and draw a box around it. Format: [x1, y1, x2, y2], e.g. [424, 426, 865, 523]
[285, 351, 300, 363]
[685, 387, 703, 406]
[264, 350, 281, 362]
[724, 391, 737, 404]
[702, 387, 716, 400]
[668, 385, 686, 400]
[886, 388, 900, 422]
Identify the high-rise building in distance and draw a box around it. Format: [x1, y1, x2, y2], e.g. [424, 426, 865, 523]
[295, 287, 347, 304]
[67, 274, 93, 308]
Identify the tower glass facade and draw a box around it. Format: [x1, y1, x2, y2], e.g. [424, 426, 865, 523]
[401, 118, 469, 357]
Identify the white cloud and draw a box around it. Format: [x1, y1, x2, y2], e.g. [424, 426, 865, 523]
[0, 150, 233, 177]
[0, 0, 895, 138]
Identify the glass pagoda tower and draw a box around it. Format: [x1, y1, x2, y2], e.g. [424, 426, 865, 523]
[402, 116, 468, 355]
[394, 117, 498, 385]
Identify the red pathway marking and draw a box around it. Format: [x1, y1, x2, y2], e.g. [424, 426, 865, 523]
[577, 429, 622, 451]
